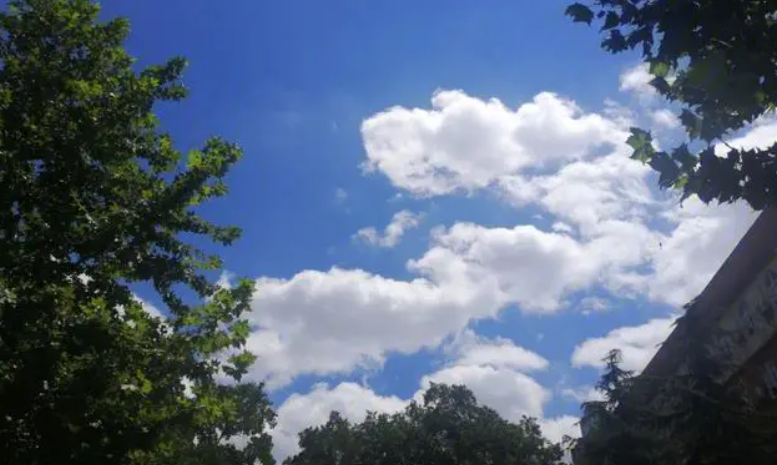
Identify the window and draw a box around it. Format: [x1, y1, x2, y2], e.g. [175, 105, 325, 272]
[761, 361, 777, 399]
[738, 300, 756, 336]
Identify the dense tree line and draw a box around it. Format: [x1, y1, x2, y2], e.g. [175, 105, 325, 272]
[286, 384, 563, 465]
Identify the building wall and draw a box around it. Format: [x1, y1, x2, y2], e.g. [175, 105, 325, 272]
[709, 256, 777, 398]
[735, 332, 777, 402]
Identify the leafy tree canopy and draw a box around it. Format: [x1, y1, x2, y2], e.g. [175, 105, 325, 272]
[567, 0, 777, 209]
[0, 1, 274, 463]
[285, 384, 564, 465]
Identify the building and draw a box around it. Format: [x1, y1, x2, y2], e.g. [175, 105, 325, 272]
[643, 206, 777, 399]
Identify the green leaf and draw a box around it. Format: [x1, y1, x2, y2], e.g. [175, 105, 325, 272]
[603, 29, 627, 52]
[566, 3, 594, 25]
[671, 144, 697, 172]
[626, 127, 655, 163]
[649, 60, 670, 78]
[649, 152, 681, 188]
[680, 109, 703, 140]
[602, 11, 620, 30]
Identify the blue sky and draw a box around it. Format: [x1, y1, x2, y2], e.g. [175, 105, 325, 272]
[102, 1, 767, 460]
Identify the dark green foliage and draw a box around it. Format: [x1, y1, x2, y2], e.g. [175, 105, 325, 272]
[567, 0, 777, 209]
[0, 1, 274, 463]
[574, 351, 662, 465]
[286, 384, 564, 465]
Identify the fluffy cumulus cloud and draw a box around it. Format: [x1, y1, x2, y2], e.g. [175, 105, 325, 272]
[416, 222, 630, 312]
[360, 89, 758, 309]
[270, 331, 562, 461]
[646, 198, 758, 306]
[245, 217, 658, 388]
[561, 386, 605, 403]
[715, 115, 777, 155]
[243, 267, 504, 388]
[651, 108, 680, 129]
[619, 63, 657, 101]
[354, 210, 424, 248]
[420, 364, 549, 419]
[571, 316, 678, 372]
[271, 382, 406, 460]
[501, 152, 654, 229]
[448, 329, 549, 371]
[361, 90, 626, 196]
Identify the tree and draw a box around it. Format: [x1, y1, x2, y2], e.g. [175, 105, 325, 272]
[566, 0, 777, 210]
[285, 384, 564, 465]
[573, 351, 666, 465]
[0, 1, 274, 463]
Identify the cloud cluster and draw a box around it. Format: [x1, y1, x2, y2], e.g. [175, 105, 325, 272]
[242, 266, 503, 388]
[362, 90, 626, 196]
[247, 86, 767, 462]
[241, 90, 757, 390]
[270, 331, 574, 461]
[361, 89, 758, 305]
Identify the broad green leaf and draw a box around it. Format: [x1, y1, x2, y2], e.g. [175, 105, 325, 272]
[603, 11, 620, 30]
[566, 3, 594, 25]
[649, 60, 670, 78]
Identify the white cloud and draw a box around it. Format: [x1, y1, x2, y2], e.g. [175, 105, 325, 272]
[241, 198, 755, 388]
[715, 116, 777, 156]
[244, 217, 660, 388]
[651, 108, 680, 129]
[571, 316, 678, 372]
[578, 297, 611, 315]
[420, 364, 549, 419]
[271, 382, 405, 461]
[216, 270, 235, 290]
[415, 223, 597, 312]
[424, 333, 553, 431]
[646, 198, 757, 306]
[448, 329, 549, 372]
[540, 415, 581, 444]
[361, 90, 626, 196]
[619, 63, 657, 101]
[354, 210, 424, 248]
[271, 331, 555, 461]
[561, 386, 605, 403]
[359, 89, 762, 309]
[500, 152, 654, 231]
[129, 295, 165, 321]
[243, 267, 504, 388]
[416, 218, 658, 313]
[552, 221, 575, 234]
